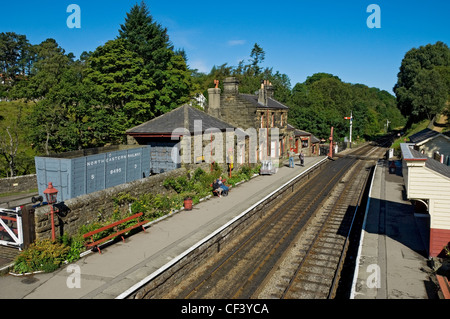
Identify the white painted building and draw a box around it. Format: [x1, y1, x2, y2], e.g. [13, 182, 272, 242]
[401, 143, 450, 257]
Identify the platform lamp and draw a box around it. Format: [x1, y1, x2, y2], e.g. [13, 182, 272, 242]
[44, 182, 58, 241]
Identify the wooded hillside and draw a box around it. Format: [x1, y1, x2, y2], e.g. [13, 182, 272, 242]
[7, 2, 449, 178]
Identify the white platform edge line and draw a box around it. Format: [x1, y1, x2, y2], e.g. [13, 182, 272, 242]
[350, 164, 378, 299]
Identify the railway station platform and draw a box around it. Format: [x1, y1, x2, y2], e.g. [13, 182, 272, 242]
[351, 159, 440, 299]
[0, 156, 327, 299]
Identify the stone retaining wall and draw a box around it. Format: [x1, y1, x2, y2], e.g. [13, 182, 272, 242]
[0, 174, 37, 194]
[33, 167, 193, 240]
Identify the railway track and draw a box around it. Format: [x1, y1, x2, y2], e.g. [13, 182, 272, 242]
[259, 158, 371, 299]
[161, 143, 385, 299]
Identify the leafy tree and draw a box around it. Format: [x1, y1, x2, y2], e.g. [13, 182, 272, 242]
[0, 32, 35, 99]
[20, 38, 70, 101]
[304, 73, 341, 86]
[193, 44, 292, 103]
[288, 73, 405, 141]
[119, 1, 172, 78]
[118, 1, 192, 117]
[409, 68, 447, 120]
[84, 38, 155, 128]
[394, 42, 450, 126]
[249, 43, 265, 75]
[0, 101, 35, 176]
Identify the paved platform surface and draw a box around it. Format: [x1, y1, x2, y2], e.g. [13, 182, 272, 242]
[351, 160, 439, 299]
[0, 156, 326, 299]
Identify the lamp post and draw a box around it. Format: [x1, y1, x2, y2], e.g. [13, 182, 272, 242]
[43, 182, 58, 241]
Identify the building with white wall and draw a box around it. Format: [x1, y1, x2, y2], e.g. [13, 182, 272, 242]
[401, 143, 450, 257]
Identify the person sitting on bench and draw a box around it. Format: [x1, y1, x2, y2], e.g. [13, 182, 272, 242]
[212, 180, 224, 197]
[217, 176, 229, 196]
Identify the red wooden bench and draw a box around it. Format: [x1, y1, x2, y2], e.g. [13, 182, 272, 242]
[83, 212, 149, 254]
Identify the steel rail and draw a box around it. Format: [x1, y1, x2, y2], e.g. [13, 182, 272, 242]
[279, 159, 367, 299]
[231, 158, 359, 299]
[179, 160, 335, 299]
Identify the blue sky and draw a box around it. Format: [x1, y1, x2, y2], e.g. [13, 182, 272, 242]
[1, 0, 448, 93]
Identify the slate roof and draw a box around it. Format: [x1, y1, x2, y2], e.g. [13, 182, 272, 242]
[287, 124, 320, 143]
[408, 128, 440, 144]
[240, 94, 289, 110]
[127, 104, 236, 135]
[424, 156, 450, 179]
[401, 143, 450, 179]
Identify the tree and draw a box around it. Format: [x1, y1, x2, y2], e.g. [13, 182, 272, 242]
[409, 68, 447, 120]
[394, 42, 450, 126]
[21, 39, 74, 154]
[0, 110, 21, 177]
[119, 1, 172, 76]
[0, 101, 34, 176]
[304, 73, 341, 86]
[118, 1, 192, 117]
[0, 32, 35, 98]
[287, 73, 405, 141]
[84, 38, 155, 132]
[249, 43, 265, 75]
[21, 38, 70, 101]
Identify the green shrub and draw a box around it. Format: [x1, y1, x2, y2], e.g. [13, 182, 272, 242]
[112, 192, 137, 206]
[240, 165, 253, 179]
[13, 239, 70, 274]
[162, 177, 179, 192]
[163, 175, 193, 194]
[59, 233, 85, 263]
[79, 221, 108, 242]
[192, 168, 206, 181]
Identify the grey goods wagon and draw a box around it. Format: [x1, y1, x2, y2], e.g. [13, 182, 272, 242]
[149, 141, 181, 174]
[35, 145, 151, 202]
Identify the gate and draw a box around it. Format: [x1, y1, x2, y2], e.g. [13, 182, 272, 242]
[0, 208, 23, 250]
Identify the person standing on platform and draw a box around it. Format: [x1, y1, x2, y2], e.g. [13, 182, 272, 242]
[299, 151, 305, 167]
[289, 149, 295, 168]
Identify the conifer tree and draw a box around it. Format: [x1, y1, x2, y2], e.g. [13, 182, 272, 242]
[118, 1, 191, 115]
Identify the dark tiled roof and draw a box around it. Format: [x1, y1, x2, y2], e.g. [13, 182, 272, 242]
[310, 135, 320, 144]
[287, 124, 308, 136]
[425, 157, 450, 179]
[127, 104, 236, 134]
[287, 124, 320, 143]
[239, 94, 289, 110]
[408, 128, 440, 143]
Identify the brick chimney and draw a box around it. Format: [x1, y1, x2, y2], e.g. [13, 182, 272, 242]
[258, 80, 273, 106]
